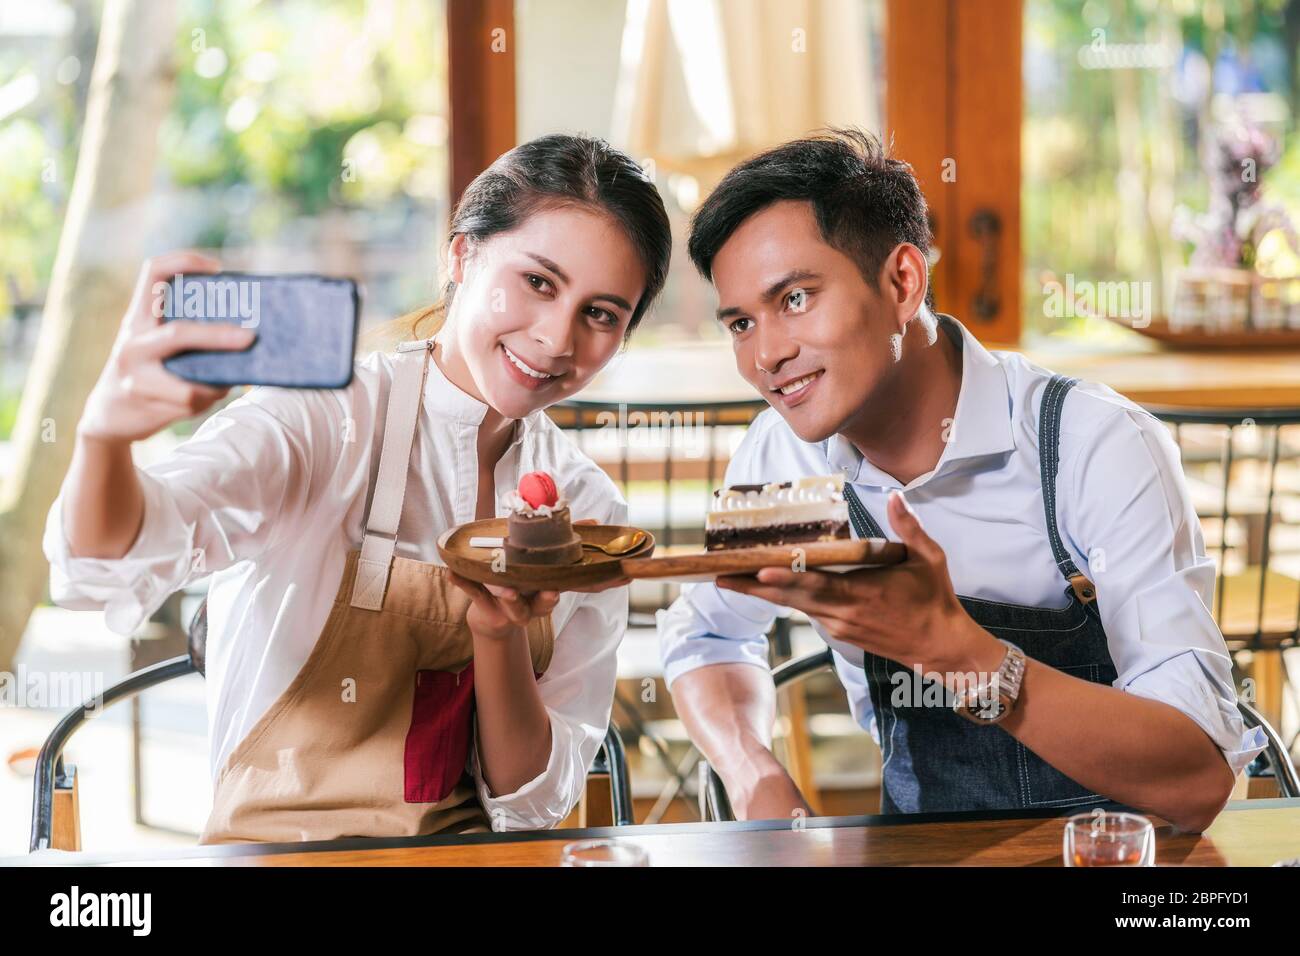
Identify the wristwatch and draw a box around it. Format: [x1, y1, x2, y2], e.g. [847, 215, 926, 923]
[952, 640, 1026, 725]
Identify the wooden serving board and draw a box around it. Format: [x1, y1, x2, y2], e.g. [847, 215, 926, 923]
[619, 538, 907, 583]
[437, 518, 654, 590]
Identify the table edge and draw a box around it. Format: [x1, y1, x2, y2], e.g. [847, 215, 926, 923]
[8, 797, 1295, 867]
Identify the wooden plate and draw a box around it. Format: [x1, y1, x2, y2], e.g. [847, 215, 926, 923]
[619, 538, 907, 583]
[437, 518, 655, 590]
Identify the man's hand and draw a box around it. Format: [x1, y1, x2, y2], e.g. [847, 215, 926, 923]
[669, 662, 813, 821]
[726, 752, 813, 821]
[717, 490, 1005, 683]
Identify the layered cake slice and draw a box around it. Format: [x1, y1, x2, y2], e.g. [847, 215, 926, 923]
[705, 474, 850, 551]
[502, 471, 583, 565]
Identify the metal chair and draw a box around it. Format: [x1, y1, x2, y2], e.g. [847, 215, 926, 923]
[699, 648, 1300, 822]
[31, 599, 633, 852]
[1144, 406, 1300, 652]
[1145, 405, 1300, 770]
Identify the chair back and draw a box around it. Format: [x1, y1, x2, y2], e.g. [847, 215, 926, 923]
[1146, 406, 1300, 652]
[33, 597, 635, 849]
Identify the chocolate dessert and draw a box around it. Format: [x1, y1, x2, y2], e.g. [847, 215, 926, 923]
[503, 471, 583, 565]
[705, 474, 850, 551]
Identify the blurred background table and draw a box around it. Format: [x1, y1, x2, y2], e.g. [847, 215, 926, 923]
[575, 340, 1300, 410]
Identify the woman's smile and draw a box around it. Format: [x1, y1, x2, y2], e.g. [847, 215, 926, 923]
[499, 342, 562, 391]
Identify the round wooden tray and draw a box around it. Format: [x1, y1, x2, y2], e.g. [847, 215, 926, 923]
[437, 518, 655, 590]
[619, 538, 907, 583]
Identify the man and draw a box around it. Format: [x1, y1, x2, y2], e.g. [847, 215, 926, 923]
[657, 128, 1266, 831]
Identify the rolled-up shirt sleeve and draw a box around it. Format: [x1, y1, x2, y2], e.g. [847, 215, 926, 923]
[469, 491, 630, 831]
[1063, 401, 1267, 777]
[43, 385, 334, 636]
[658, 581, 782, 689]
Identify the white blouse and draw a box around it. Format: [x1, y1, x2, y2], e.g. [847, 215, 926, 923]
[43, 347, 629, 832]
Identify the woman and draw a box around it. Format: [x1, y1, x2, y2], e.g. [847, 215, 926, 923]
[44, 133, 671, 843]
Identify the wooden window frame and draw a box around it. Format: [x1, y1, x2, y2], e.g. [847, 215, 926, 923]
[447, 0, 517, 205]
[886, 0, 1023, 344]
[448, 0, 1024, 343]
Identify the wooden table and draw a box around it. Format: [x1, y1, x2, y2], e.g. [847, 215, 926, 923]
[582, 339, 1300, 411]
[8, 799, 1299, 867]
[1020, 344, 1300, 411]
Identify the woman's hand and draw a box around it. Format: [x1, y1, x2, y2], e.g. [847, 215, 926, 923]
[448, 572, 560, 642]
[447, 519, 631, 641]
[64, 252, 259, 560]
[78, 251, 258, 445]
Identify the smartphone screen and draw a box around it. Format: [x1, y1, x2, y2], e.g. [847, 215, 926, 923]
[158, 272, 359, 389]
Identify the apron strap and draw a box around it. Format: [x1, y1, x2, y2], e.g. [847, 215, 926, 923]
[838, 372, 1095, 604]
[843, 482, 886, 539]
[1038, 374, 1096, 603]
[350, 338, 435, 610]
[824, 436, 889, 539]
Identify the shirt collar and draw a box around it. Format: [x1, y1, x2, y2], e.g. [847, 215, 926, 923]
[417, 338, 539, 450]
[826, 312, 1016, 488]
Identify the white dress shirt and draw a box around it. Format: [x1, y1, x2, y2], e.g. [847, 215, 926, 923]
[658, 314, 1268, 778]
[43, 347, 629, 831]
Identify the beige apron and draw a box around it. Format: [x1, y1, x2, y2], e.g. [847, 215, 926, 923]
[200, 339, 555, 844]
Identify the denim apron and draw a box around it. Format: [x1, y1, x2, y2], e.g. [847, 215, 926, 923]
[844, 374, 1120, 814]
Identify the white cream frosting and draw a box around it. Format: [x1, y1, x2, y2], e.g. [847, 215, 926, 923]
[705, 474, 847, 531]
[501, 488, 570, 517]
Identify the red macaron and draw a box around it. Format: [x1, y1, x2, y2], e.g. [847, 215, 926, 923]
[518, 471, 559, 509]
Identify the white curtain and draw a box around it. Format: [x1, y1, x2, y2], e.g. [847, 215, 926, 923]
[611, 0, 880, 188]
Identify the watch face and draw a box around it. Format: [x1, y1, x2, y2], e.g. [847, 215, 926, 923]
[971, 693, 1010, 722]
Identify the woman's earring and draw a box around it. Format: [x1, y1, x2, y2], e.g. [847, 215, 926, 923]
[889, 332, 904, 362]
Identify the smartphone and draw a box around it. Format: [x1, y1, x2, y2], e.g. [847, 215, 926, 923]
[158, 272, 359, 389]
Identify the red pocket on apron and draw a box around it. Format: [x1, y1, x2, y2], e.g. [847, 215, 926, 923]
[404, 662, 476, 804]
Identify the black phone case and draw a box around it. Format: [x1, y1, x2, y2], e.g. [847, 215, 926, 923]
[160, 272, 359, 389]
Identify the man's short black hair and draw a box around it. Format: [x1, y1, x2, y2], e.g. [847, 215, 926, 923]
[687, 127, 934, 308]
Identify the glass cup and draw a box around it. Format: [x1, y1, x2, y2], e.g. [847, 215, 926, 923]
[1063, 811, 1155, 867]
[560, 838, 649, 867]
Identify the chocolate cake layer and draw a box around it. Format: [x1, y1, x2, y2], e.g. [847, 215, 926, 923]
[705, 519, 849, 551]
[705, 474, 849, 552]
[505, 506, 582, 565]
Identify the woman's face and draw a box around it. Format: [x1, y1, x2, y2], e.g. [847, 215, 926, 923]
[437, 204, 647, 420]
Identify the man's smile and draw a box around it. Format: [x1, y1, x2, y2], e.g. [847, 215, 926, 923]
[769, 368, 824, 407]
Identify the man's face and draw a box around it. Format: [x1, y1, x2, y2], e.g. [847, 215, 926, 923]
[710, 200, 900, 442]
